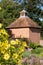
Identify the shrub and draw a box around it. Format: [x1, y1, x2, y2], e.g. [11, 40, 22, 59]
[29, 41, 42, 49]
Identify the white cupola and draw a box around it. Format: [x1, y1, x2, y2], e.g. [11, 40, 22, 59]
[20, 10, 27, 17]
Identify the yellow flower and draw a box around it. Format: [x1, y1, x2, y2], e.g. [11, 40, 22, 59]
[2, 42, 10, 50]
[1, 29, 7, 35]
[18, 59, 21, 63]
[0, 29, 8, 36]
[5, 44, 10, 50]
[19, 47, 24, 53]
[0, 7, 2, 10]
[17, 59, 21, 64]
[12, 53, 18, 59]
[11, 46, 15, 49]
[0, 41, 2, 47]
[22, 41, 28, 47]
[16, 39, 21, 44]
[0, 23, 3, 28]
[0, 63, 1, 65]
[4, 53, 10, 60]
[10, 40, 16, 45]
[1, 48, 5, 54]
[4, 40, 8, 44]
[0, 33, 1, 36]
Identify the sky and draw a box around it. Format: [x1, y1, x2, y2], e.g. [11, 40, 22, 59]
[0, 0, 1, 2]
[14, 0, 23, 3]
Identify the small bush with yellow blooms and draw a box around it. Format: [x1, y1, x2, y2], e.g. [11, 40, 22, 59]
[0, 23, 28, 65]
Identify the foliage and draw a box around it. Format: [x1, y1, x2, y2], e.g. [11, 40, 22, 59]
[29, 41, 41, 49]
[0, 0, 22, 27]
[31, 47, 43, 58]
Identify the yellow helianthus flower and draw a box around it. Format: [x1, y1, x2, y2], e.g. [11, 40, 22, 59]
[17, 59, 22, 65]
[10, 40, 16, 45]
[0, 7, 2, 10]
[0, 63, 1, 65]
[22, 41, 28, 47]
[2, 42, 10, 50]
[12, 53, 18, 59]
[4, 53, 10, 60]
[0, 23, 3, 28]
[19, 46, 24, 53]
[0, 41, 2, 47]
[1, 29, 8, 35]
[16, 39, 21, 44]
[1, 48, 5, 54]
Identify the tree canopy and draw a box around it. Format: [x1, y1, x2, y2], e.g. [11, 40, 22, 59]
[0, 0, 22, 27]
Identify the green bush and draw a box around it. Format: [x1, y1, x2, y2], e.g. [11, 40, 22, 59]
[29, 42, 37, 49]
[29, 41, 42, 49]
[31, 47, 43, 58]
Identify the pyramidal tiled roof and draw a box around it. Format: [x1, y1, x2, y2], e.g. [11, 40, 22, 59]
[7, 10, 41, 29]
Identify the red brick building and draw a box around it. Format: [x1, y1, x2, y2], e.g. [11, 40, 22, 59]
[7, 10, 41, 43]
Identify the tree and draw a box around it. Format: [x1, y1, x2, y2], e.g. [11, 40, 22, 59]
[0, 0, 22, 27]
